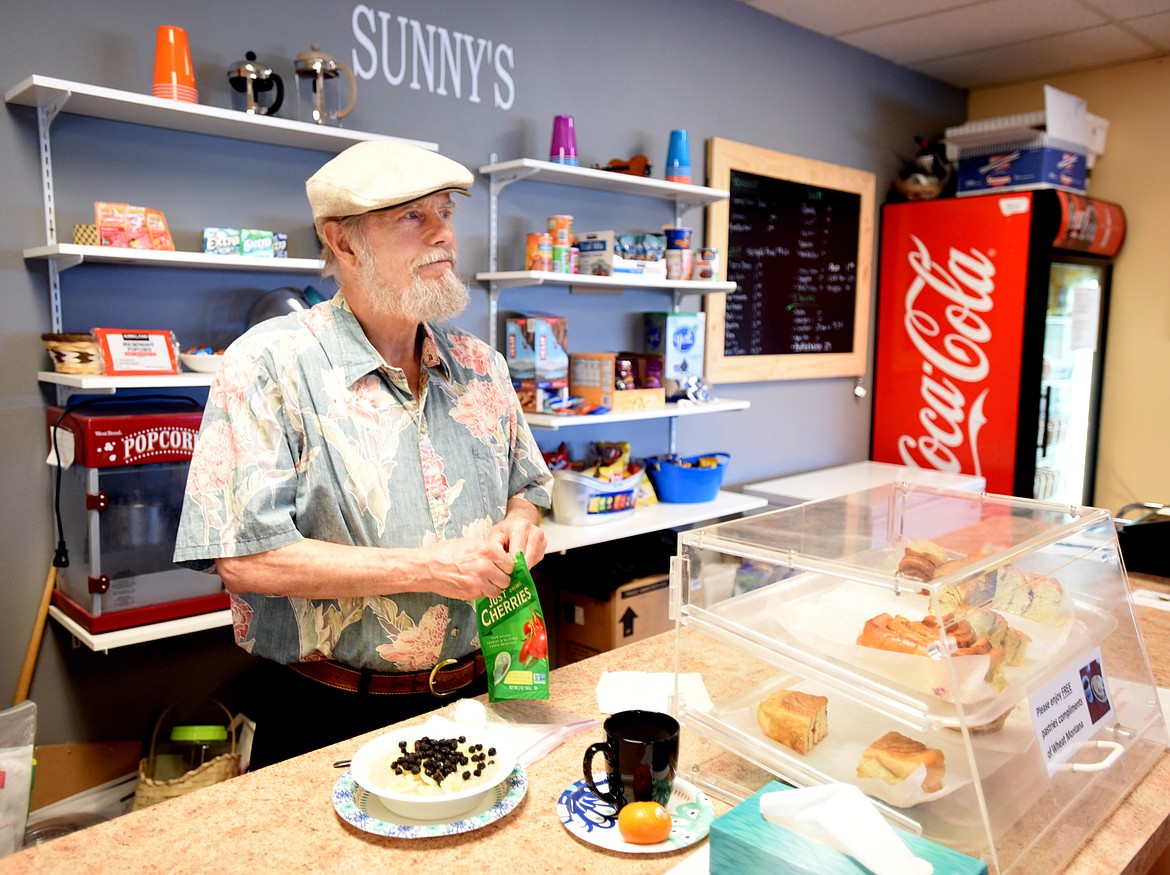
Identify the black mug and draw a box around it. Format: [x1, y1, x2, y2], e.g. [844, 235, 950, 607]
[582, 710, 679, 810]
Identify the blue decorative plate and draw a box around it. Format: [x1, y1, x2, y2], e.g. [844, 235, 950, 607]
[333, 764, 527, 838]
[557, 776, 715, 854]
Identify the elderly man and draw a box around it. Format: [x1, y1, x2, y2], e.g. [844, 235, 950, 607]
[174, 141, 552, 767]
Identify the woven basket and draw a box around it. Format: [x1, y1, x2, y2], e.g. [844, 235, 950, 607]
[40, 333, 102, 375]
[133, 701, 240, 810]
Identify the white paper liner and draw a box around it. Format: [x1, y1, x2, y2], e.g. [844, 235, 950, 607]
[769, 576, 1075, 704]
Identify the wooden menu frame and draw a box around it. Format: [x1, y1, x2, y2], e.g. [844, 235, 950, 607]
[704, 137, 875, 383]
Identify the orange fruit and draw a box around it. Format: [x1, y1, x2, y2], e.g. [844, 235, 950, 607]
[617, 801, 672, 844]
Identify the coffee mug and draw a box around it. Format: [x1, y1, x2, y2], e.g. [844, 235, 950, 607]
[582, 710, 679, 810]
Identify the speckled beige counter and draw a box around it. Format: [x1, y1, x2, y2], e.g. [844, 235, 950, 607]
[3, 574, 1169, 875]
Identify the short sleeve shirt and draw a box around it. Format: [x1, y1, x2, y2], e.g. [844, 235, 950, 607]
[173, 293, 552, 670]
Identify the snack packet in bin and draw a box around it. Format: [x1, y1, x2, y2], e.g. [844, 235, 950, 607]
[476, 553, 550, 701]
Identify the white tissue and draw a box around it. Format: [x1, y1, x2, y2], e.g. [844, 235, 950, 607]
[759, 784, 932, 875]
[595, 671, 713, 715]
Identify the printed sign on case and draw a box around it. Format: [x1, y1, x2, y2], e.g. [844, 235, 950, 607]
[92, 328, 180, 376]
[1028, 645, 1113, 775]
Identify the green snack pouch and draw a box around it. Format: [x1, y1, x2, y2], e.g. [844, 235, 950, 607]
[476, 552, 550, 701]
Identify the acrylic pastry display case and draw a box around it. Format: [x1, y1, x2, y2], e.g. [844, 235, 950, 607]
[669, 484, 1167, 874]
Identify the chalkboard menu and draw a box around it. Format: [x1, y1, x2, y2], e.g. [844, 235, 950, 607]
[704, 138, 875, 383]
[724, 170, 860, 357]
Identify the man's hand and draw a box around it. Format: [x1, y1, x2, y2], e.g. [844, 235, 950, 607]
[490, 497, 547, 568]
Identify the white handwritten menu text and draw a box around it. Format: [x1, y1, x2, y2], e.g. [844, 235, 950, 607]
[723, 170, 861, 358]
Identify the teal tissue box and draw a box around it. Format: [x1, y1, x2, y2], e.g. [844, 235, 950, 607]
[709, 782, 987, 875]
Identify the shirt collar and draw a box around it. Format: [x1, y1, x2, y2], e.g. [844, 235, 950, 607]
[331, 293, 453, 386]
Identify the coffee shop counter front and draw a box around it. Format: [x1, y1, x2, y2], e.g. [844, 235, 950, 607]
[4, 573, 1170, 875]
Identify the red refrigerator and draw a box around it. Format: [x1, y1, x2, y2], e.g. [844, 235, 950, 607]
[870, 189, 1126, 505]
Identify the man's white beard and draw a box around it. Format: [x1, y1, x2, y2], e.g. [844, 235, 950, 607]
[358, 248, 470, 323]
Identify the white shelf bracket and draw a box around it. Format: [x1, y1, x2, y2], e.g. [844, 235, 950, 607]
[487, 285, 501, 348]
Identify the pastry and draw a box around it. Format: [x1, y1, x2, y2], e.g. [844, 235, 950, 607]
[857, 612, 1007, 688]
[857, 731, 946, 793]
[946, 708, 1012, 734]
[757, 689, 829, 754]
[991, 575, 1067, 625]
[951, 604, 1031, 666]
[897, 540, 948, 581]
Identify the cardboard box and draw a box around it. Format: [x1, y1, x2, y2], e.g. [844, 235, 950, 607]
[558, 573, 672, 665]
[644, 312, 705, 399]
[948, 85, 1094, 196]
[505, 313, 569, 383]
[576, 230, 668, 278]
[511, 378, 569, 413]
[569, 353, 666, 412]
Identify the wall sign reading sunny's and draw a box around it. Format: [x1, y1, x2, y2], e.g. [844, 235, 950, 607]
[351, 4, 517, 109]
[705, 138, 875, 383]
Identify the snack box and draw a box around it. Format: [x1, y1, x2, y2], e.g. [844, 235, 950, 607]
[576, 230, 668, 278]
[203, 227, 241, 256]
[505, 313, 569, 382]
[644, 312, 705, 400]
[240, 228, 275, 258]
[511, 378, 569, 414]
[955, 142, 1086, 196]
[709, 781, 987, 875]
[569, 353, 665, 413]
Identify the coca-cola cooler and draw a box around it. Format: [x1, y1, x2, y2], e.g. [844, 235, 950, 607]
[870, 189, 1125, 505]
[46, 401, 227, 632]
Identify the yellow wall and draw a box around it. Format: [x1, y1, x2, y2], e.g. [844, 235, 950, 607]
[970, 58, 1170, 513]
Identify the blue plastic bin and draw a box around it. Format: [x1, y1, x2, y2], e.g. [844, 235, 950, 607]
[646, 453, 729, 503]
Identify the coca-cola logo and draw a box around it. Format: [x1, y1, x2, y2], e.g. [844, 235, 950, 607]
[896, 234, 995, 475]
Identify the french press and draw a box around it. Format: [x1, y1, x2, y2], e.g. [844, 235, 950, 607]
[294, 43, 357, 126]
[227, 51, 284, 116]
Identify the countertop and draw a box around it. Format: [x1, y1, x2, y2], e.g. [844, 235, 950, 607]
[3, 573, 1169, 875]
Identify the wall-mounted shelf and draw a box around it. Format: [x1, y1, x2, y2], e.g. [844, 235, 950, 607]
[5, 75, 436, 153]
[478, 158, 729, 208]
[475, 269, 734, 295]
[24, 243, 324, 274]
[49, 606, 232, 654]
[37, 370, 214, 392]
[525, 398, 750, 430]
[543, 491, 767, 554]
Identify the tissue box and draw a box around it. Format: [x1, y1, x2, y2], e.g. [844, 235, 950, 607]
[710, 782, 987, 875]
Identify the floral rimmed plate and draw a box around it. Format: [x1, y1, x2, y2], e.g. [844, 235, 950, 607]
[557, 776, 715, 854]
[333, 764, 527, 838]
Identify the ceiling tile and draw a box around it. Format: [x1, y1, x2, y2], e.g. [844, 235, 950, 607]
[913, 24, 1161, 86]
[1078, 0, 1170, 21]
[1122, 10, 1170, 46]
[839, 0, 1109, 65]
[739, 0, 973, 37]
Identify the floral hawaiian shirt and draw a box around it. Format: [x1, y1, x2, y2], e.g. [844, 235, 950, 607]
[173, 293, 552, 671]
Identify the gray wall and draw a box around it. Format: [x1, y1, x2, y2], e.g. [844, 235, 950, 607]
[0, 0, 965, 743]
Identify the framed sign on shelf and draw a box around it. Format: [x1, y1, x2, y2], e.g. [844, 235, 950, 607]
[704, 137, 876, 383]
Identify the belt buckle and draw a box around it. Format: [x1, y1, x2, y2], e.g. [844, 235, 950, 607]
[428, 657, 459, 697]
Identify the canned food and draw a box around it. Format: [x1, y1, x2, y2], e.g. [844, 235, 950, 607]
[548, 215, 574, 246]
[552, 243, 571, 274]
[526, 232, 553, 271]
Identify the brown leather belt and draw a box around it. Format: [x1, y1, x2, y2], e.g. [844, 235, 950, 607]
[289, 651, 485, 697]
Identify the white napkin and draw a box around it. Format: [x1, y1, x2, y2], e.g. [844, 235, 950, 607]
[759, 784, 932, 875]
[595, 671, 713, 715]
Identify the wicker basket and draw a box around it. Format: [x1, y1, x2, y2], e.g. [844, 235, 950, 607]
[40, 333, 102, 375]
[133, 701, 240, 810]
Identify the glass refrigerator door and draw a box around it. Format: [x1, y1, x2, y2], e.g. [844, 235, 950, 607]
[1036, 262, 1107, 505]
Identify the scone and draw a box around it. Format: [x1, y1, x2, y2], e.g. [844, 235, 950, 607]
[757, 689, 829, 754]
[991, 575, 1067, 624]
[857, 731, 946, 793]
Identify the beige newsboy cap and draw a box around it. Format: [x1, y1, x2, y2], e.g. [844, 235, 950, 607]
[306, 140, 473, 235]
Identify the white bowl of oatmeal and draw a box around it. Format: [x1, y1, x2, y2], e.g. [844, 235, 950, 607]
[350, 724, 516, 822]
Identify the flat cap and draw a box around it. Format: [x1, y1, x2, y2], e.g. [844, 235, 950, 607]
[306, 140, 473, 235]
